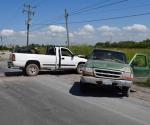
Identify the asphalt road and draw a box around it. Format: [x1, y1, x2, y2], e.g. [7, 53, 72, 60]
[0, 72, 150, 125]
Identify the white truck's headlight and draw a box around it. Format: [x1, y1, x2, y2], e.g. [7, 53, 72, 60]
[82, 67, 94, 76]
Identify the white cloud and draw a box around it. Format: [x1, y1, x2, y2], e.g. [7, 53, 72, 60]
[123, 24, 148, 32]
[18, 31, 26, 36]
[69, 32, 74, 37]
[1, 29, 14, 36]
[76, 24, 95, 35]
[98, 26, 120, 36]
[1, 24, 150, 45]
[98, 26, 120, 32]
[82, 24, 95, 33]
[48, 25, 66, 33]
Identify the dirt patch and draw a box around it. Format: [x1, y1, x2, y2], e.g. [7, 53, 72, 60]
[131, 85, 150, 102]
[0, 51, 10, 61]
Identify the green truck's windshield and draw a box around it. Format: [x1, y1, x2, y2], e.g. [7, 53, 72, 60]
[90, 49, 127, 64]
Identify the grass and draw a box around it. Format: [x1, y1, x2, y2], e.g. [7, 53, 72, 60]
[69, 44, 93, 56]
[146, 75, 150, 87]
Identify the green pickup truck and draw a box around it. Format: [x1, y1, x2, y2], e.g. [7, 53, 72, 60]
[80, 49, 150, 97]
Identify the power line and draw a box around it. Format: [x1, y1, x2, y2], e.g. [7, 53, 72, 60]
[70, 0, 129, 16]
[96, 2, 150, 14]
[30, 0, 46, 7]
[32, 11, 150, 27]
[1, 0, 28, 29]
[29, 0, 36, 4]
[32, 0, 128, 29]
[24, 0, 37, 4]
[32, 0, 129, 28]
[30, 1, 150, 32]
[32, 0, 150, 30]
[70, 2, 150, 17]
[32, 0, 111, 31]
[69, 12, 150, 24]
[70, 0, 111, 14]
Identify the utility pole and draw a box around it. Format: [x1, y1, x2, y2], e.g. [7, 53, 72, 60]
[65, 9, 70, 48]
[0, 36, 3, 46]
[23, 4, 35, 46]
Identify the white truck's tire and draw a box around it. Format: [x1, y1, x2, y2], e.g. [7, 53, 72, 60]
[26, 64, 39, 76]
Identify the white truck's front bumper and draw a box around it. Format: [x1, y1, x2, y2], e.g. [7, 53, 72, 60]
[80, 76, 133, 87]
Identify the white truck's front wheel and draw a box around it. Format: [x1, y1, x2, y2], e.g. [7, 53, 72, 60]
[77, 63, 85, 74]
[26, 64, 39, 76]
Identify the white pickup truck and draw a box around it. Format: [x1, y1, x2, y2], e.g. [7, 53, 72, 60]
[8, 47, 87, 76]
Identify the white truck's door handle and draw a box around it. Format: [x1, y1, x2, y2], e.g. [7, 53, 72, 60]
[61, 57, 65, 60]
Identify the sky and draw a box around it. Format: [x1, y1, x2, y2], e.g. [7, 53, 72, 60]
[1, 0, 150, 45]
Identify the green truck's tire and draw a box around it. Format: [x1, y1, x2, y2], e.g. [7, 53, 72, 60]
[122, 87, 131, 97]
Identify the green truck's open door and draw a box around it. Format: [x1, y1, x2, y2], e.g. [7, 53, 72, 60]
[129, 54, 150, 82]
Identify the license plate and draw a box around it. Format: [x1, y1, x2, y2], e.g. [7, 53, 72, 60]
[102, 79, 112, 85]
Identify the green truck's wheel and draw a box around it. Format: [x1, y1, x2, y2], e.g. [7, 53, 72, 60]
[122, 87, 131, 97]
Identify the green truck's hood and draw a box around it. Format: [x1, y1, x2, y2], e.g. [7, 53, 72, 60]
[86, 59, 130, 72]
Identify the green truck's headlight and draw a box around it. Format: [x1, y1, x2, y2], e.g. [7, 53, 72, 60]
[82, 67, 94, 76]
[122, 67, 131, 72]
[121, 72, 134, 81]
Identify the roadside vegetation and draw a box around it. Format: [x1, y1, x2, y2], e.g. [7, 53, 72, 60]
[146, 75, 150, 87]
[0, 45, 11, 51]
[0, 39, 150, 87]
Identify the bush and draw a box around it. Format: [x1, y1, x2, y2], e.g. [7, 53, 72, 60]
[69, 44, 93, 56]
[145, 75, 150, 87]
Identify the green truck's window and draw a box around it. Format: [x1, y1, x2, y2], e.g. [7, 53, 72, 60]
[132, 55, 147, 67]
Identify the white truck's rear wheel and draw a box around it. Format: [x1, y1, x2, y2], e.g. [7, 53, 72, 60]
[26, 64, 39, 76]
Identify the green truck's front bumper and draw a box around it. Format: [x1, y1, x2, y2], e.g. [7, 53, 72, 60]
[80, 76, 133, 87]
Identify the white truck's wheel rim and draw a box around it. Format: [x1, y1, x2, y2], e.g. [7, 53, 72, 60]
[77, 64, 84, 74]
[27, 64, 39, 76]
[29, 67, 36, 74]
